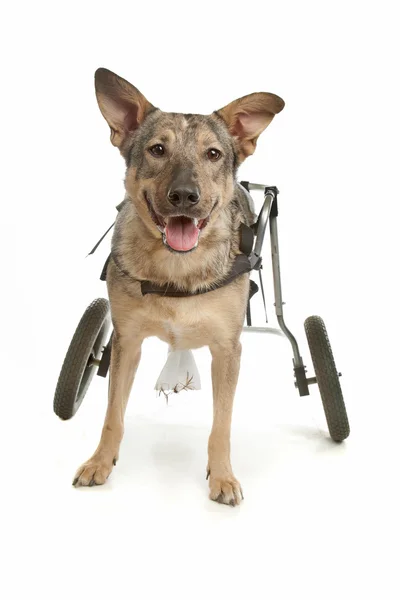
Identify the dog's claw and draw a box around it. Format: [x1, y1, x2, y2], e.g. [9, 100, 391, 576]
[206, 469, 210, 480]
[113, 458, 117, 466]
[72, 477, 79, 487]
[208, 473, 243, 506]
[89, 478, 96, 487]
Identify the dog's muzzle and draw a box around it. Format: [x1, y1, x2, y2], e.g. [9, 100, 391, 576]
[145, 194, 210, 253]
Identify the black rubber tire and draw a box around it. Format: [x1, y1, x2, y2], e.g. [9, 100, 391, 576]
[304, 316, 350, 442]
[54, 298, 111, 420]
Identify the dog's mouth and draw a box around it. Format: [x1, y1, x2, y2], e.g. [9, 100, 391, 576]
[145, 195, 210, 253]
[163, 216, 210, 252]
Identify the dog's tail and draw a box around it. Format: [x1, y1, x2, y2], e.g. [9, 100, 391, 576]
[155, 347, 201, 392]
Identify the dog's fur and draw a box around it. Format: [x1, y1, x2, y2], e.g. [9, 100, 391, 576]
[73, 68, 284, 505]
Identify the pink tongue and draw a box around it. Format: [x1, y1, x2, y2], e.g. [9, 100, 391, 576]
[165, 217, 199, 251]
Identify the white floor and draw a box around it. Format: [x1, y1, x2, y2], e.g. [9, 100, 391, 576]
[3, 311, 399, 599]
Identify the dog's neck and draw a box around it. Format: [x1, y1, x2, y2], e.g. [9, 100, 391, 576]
[111, 195, 243, 293]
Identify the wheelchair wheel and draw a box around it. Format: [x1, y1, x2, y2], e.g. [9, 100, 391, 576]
[304, 316, 350, 442]
[54, 298, 111, 420]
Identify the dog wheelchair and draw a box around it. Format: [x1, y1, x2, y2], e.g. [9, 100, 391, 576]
[53, 183, 350, 443]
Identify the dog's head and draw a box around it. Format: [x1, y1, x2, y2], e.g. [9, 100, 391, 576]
[95, 68, 284, 253]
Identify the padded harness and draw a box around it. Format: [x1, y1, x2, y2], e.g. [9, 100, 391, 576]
[89, 201, 262, 299]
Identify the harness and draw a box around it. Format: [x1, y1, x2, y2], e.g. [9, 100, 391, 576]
[89, 200, 263, 301]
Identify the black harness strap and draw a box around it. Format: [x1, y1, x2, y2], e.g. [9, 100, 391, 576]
[239, 222, 254, 256]
[246, 279, 259, 326]
[87, 222, 115, 257]
[141, 253, 252, 297]
[87, 199, 128, 257]
[100, 255, 111, 281]
[258, 268, 268, 322]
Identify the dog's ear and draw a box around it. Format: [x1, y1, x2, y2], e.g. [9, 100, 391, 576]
[95, 68, 155, 149]
[215, 92, 285, 161]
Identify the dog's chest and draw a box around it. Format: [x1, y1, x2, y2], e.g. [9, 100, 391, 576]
[144, 300, 207, 350]
[160, 321, 183, 348]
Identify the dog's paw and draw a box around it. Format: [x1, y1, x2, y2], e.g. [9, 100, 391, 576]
[72, 455, 115, 487]
[207, 469, 243, 506]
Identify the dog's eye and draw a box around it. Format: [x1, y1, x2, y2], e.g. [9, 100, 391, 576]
[149, 144, 165, 157]
[207, 148, 221, 161]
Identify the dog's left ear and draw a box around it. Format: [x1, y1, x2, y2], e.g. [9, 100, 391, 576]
[215, 92, 285, 161]
[95, 68, 156, 150]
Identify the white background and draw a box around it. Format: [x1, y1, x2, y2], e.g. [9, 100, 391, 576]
[1, 1, 399, 599]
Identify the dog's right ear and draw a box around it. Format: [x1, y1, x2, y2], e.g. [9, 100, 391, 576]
[95, 68, 155, 149]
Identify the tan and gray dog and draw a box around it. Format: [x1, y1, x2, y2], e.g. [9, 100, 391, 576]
[73, 68, 284, 505]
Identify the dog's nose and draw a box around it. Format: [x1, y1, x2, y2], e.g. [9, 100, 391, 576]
[167, 185, 200, 207]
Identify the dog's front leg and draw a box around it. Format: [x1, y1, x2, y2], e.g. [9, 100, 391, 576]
[207, 340, 243, 506]
[73, 333, 142, 486]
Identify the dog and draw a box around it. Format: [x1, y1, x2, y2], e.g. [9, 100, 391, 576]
[73, 68, 284, 505]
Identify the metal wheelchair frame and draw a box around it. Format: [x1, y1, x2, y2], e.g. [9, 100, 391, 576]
[240, 182, 313, 397]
